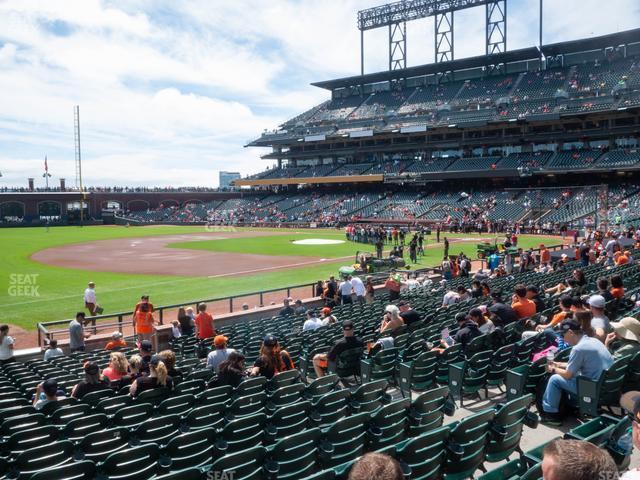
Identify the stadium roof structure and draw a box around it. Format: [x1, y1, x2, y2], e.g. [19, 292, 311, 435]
[312, 28, 640, 91]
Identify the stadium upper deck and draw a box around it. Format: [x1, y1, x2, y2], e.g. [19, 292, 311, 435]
[240, 29, 640, 187]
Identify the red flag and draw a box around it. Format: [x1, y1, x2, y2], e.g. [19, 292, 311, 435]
[44, 156, 48, 172]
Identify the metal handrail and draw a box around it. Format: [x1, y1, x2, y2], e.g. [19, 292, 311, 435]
[36, 265, 440, 347]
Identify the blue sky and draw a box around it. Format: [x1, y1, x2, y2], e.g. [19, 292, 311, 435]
[0, 0, 638, 187]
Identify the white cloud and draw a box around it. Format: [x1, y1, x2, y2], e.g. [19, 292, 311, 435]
[0, 0, 637, 187]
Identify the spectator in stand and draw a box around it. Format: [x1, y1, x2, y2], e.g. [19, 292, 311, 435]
[365, 277, 375, 303]
[71, 361, 110, 399]
[195, 303, 215, 340]
[133, 303, 155, 343]
[127, 354, 144, 383]
[69, 312, 89, 353]
[217, 351, 246, 388]
[469, 307, 495, 334]
[536, 295, 573, 332]
[33, 379, 64, 411]
[380, 305, 404, 333]
[351, 275, 366, 304]
[206, 335, 236, 372]
[489, 290, 519, 328]
[542, 439, 619, 480]
[398, 300, 422, 328]
[251, 335, 294, 379]
[177, 307, 194, 336]
[620, 391, 640, 479]
[526, 285, 546, 313]
[615, 250, 630, 266]
[158, 350, 182, 384]
[320, 307, 338, 326]
[133, 295, 154, 315]
[511, 284, 537, 319]
[293, 299, 307, 315]
[324, 276, 338, 307]
[170, 321, 181, 340]
[587, 294, 611, 342]
[313, 320, 365, 377]
[84, 281, 98, 316]
[139, 340, 153, 373]
[315, 280, 324, 298]
[539, 244, 551, 266]
[610, 275, 625, 299]
[433, 312, 481, 353]
[102, 352, 129, 383]
[278, 298, 294, 317]
[606, 317, 640, 359]
[44, 339, 63, 361]
[385, 271, 402, 301]
[596, 278, 615, 302]
[339, 276, 354, 305]
[105, 331, 127, 350]
[130, 355, 174, 396]
[0, 325, 15, 365]
[303, 310, 323, 332]
[348, 452, 404, 480]
[541, 318, 613, 425]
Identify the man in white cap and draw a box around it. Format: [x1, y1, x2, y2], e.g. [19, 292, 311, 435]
[605, 317, 640, 359]
[620, 391, 640, 479]
[587, 294, 610, 342]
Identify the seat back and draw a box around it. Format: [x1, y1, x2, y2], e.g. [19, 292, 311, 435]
[266, 401, 311, 441]
[369, 398, 409, 449]
[185, 402, 226, 431]
[78, 427, 129, 463]
[158, 394, 196, 417]
[210, 445, 266, 480]
[163, 428, 216, 470]
[234, 376, 267, 397]
[350, 379, 388, 413]
[227, 391, 267, 419]
[310, 388, 350, 428]
[133, 413, 182, 445]
[112, 403, 154, 429]
[220, 412, 267, 453]
[408, 386, 451, 435]
[267, 369, 301, 391]
[486, 394, 534, 463]
[135, 386, 170, 406]
[100, 443, 160, 480]
[62, 413, 109, 441]
[446, 408, 496, 478]
[13, 440, 75, 477]
[397, 426, 450, 480]
[320, 412, 369, 467]
[29, 459, 96, 480]
[304, 374, 339, 402]
[268, 427, 322, 479]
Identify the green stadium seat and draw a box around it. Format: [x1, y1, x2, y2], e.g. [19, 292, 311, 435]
[267, 369, 301, 392]
[3, 425, 60, 454]
[485, 394, 537, 463]
[155, 467, 204, 480]
[266, 383, 305, 413]
[448, 350, 493, 407]
[157, 393, 196, 417]
[226, 391, 266, 420]
[95, 394, 132, 417]
[444, 408, 496, 479]
[210, 446, 266, 480]
[304, 375, 340, 402]
[407, 386, 452, 436]
[49, 403, 92, 425]
[349, 379, 389, 414]
[29, 459, 96, 480]
[310, 389, 350, 428]
[1, 412, 46, 436]
[217, 412, 266, 453]
[368, 398, 409, 449]
[397, 350, 438, 397]
[234, 376, 267, 397]
[318, 412, 369, 468]
[135, 386, 171, 406]
[98, 443, 161, 480]
[266, 427, 322, 479]
[576, 355, 631, 417]
[162, 428, 216, 470]
[111, 403, 155, 429]
[77, 427, 130, 463]
[396, 425, 450, 480]
[80, 388, 115, 407]
[265, 401, 311, 441]
[61, 412, 109, 442]
[132, 414, 182, 445]
[11, 440, 75, 480]
[174, 379, 206, 396]
[476, 458, 530, 480]
[360, 347, 399, 383]
[184, 402, 226, 431]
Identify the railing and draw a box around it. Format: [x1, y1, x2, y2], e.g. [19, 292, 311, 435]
[36, 266, 440, 348]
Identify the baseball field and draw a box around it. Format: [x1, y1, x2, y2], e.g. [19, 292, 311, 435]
[2, 225, 562, 331]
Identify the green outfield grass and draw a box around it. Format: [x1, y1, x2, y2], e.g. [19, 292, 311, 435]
[1, 225, 559, 329]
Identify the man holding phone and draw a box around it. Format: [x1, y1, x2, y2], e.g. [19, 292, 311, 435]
[432, 312, 481, 353]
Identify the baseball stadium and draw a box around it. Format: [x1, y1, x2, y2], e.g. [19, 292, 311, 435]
[1, 0, 640, 479]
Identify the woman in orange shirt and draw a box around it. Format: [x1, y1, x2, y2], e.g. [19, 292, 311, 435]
[610, 275, 625, 299]
[133, 303, 155, 342]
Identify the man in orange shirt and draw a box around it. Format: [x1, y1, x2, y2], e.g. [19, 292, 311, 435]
[615, 251, 629, 266]
[511, 284, 536, 319]
[195, 302, 215, 340]
[539, 245, 551, 266]
[134, 295, 154, 315]
[105, 331, 127, 350]
[133, 302, 155, 342]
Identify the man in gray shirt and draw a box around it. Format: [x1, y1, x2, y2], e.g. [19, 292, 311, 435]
[206, 335, 236, 373]
[587, 294, 611, 342]
[69, 312, 88, 352]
